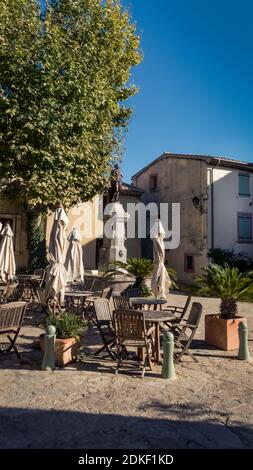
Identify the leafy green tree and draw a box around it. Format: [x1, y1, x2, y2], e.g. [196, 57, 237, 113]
[0, 0, 141, 268]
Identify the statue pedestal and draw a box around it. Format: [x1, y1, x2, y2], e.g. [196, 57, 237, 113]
[98, 201, 129, 271]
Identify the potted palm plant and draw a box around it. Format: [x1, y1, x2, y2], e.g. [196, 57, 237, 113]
[41, 312, 87, 366]
[195, 263, 253, 350]
[104, 257, 177, 296]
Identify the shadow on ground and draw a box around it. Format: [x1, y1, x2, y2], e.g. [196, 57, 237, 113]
[0, 405, 252, 449]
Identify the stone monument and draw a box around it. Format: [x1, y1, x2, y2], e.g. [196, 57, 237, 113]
[98, 166, 132, 293]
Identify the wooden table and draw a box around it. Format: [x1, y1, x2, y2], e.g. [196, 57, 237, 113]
[16, 275, 42, 301]
[65, 291, 93, 310]
[131, 297, 167, 311]
[143, 311, 175, 363]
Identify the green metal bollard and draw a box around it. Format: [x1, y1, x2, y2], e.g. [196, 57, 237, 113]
[238, 321, 251, 361]
[41, 325, 56, 371]
[162, 330, 176, 380]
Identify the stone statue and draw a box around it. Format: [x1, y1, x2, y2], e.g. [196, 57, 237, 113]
[108, 164, 123, 203]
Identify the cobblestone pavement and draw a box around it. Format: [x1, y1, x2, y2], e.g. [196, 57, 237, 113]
[0, 293, 252, 449]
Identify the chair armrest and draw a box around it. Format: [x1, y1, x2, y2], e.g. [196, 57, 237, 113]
[174, 321, 198, 330]
[165, 305, 184, 312]
[161, 309, 176, 318]
[146, 325, 156, 337]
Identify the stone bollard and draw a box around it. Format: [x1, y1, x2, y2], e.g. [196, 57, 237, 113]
[161, 330, 176, 380]
[238, 321, 251, 361]
[41, 325, 56, 371]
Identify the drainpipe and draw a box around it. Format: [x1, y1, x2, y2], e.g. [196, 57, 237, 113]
[208, 158, 221, 251]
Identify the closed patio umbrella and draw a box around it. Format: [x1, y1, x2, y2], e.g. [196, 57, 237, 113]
[45, 206, 69, 305]
[65, 228, 84, 283]
[0, 223, 16, 282]
[150, 219, 171, 299]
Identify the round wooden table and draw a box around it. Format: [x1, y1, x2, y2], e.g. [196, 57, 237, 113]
[131, 297, 167, 311]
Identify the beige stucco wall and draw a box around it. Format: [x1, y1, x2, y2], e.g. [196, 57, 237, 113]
[46, 193, 142, 270]
[45, 195, 103, 270]
[133, 157, 209, 283]
[0, 189, 142, 273]
[0, 198, 28, 270]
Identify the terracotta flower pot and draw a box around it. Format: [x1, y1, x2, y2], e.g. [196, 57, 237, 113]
[205, 315, 247, 351]
[40, 334, 80, 367]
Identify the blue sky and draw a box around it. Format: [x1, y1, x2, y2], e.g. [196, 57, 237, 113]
[121, 0, 253, 182]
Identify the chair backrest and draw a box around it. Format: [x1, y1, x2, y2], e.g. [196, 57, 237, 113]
[113, 309, 146, 341]
[34, 269, 47, 287]
[113, 295, 131, 311]
[181, 295, 192, 319]
[16, 274, 32, 285]
[0, 302, 27, 330]
[101, 287, 113, 300]
[34, 268, 44, 277]
[36, 287, 46, 304]
[84, 277, 95, 291]
[70, 282, 85, 291]
[186, 302, 202, 329]
[5, 283, 19, 300]
[94, 298, 113, 322]
[124, 287, 142, 298]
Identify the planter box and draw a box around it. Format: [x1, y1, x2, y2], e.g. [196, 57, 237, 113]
[40, 334, 80, 367]
[205, 315, 247, 351]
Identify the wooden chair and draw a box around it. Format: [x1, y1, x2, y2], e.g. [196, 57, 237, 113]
[94, 299, 116, 359]
[84, 277, 95, 291]
[170, 302, 202, 363]
[113, 295, 132, 311]
[0, 302, 27, 359]
[34, 268, 47, 287]
[113, 309, 156, 378]
[36, 287, 60, 315]
[164, 295, 191, 316]
[0, 283, 19, 303]
[163, 295, 192, 327]
[101, 287, 113, 300]
[68, 281, 85, 291]
[83, 287, 113, 324]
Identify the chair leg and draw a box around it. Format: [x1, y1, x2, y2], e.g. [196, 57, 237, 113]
[0, 332, 21, 360]
[95, 340, 116, 360]
[174, 339, 198, 364]
[115, 345, 123, 375]
[141, 355, 147, 378]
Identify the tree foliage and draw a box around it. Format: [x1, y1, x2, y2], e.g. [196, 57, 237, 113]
[0, 0, 141, 209]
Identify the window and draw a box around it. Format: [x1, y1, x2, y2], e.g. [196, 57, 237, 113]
[149, 174, 157, 192]
[238, 213, 252, 243]
[184, 254, 195, 273]
[239, 173, 250, 197]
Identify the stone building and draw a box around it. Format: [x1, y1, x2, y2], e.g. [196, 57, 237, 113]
[132, 153, 253, 283]
[0, 183, 143, 272]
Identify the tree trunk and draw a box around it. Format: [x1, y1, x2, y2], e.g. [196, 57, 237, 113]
[25, 205, 48, 272]
[220, 298, 238, 319]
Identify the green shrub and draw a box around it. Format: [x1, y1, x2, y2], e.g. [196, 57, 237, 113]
[208, 248, 253, 272]
[45, 312, 87, 339]
[194, 263, 253, 318]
